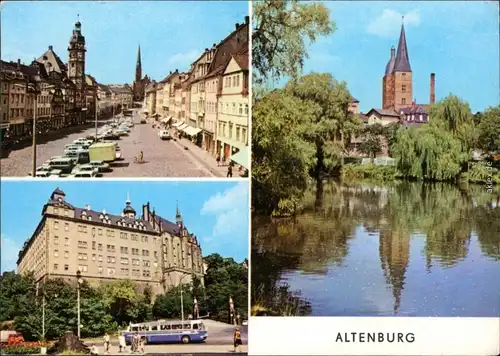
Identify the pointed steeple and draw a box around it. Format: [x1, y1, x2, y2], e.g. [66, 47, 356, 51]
[393, 18, 411, 73]
[176, 201, 183, 224]
[135, 45, 142, 82]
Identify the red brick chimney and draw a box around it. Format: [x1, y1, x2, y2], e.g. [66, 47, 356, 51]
[430, 73, 435, 104]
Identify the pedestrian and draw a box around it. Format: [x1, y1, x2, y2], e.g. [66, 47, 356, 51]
[103, 332, 110, 354]
[227, 163, 233, 178]
[222, 154, 226, 166]
[216, 153, 221, 167]
[131, 331, 139, 353]
[90, 343, 99, 355]
[118, 332, 126, 353]
[233, 327, 243, 352]
[139, 336, 146, 354]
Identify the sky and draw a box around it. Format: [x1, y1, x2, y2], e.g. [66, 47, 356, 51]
[0, 0, 248, 84]
[286, 1, 499, 113]
[0, 180, 249, 272]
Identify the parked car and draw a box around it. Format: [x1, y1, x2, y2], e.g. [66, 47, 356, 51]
[36, 164, 52, 173]
[159, 130, 171, 140]
[47, 157, 74, 174]
[68, 170, 98, 178]
[88, 160, 111, 172]
[72, 164, 98, 175]
[140, 119, 147, 124]
[65, 151, 90, 165]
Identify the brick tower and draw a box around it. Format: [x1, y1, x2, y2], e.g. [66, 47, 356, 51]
[382, 19, 412, 111]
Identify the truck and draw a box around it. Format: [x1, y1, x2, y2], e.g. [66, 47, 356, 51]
[89, 142, 117, 162]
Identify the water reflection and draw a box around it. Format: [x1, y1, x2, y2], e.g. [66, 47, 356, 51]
[251, 181, 500, 317]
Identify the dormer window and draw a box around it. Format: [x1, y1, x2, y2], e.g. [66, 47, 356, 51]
[128, 224, 132, 228]
[82, 211, 87, 215]
[99, 214, 104, 220]
[117, 222, 121, 226]
[88, 216, 92, 221]
[58, 198, 63, 202]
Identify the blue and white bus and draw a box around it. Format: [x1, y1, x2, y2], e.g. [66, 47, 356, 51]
[123, 319, 208, 345]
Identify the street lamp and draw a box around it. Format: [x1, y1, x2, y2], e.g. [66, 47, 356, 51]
[27, 82, 39, 177]
[178, 273, 192, 324]
[95, 91, 100, 143]
[76, 270, 84, 338]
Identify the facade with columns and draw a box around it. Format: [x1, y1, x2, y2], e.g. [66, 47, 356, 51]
[17, 188, 204, 296]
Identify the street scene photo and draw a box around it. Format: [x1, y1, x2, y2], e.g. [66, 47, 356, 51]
[252, 1, 500, 317]
[0, 1, 250, 178]
[1, 181, 249, 354]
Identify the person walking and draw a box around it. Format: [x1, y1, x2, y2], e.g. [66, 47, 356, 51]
[227, 162, 233, 178]
[131, 332, 139, 353]
[216, 153, 221, 167]
[233, 327, 243, 352]
[103, 333, 110, 354]
[139, 336, 146, 354]
[118, 333, 126, 353]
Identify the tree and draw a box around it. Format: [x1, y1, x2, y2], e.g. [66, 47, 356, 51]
[152, 285, 194, 320]
[252, 89, 316, 214]
[285, 73, 355, 176]
[359, 134, 381, 159]
[99, 280, 140, 326]
[476, 106, 500, 154]
[253, 0, 334, 84]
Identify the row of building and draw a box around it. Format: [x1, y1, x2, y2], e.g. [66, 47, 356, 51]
[0, 20, 134, 142]
[143, 17, 249, 165]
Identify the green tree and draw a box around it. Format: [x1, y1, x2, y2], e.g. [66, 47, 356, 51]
[285, 73, 356, 176]
[152, 285, 194, 320]
[0, 271, 36, 322]
[253, 0, 334, 84]
[99, 280, 140, 326]
[476, 106, 500, 154]
[359, 123, 385, 159]
[252, 89, 316, 214]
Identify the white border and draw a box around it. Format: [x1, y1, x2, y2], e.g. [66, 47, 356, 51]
[248, 317, 500, 355]
[0, 177, 249, 182]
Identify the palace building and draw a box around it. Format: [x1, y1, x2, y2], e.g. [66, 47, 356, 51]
[17, 188, 204, 295]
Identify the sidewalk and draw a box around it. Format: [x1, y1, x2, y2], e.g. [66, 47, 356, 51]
[86, 343, 248, 354]
[173, 136, 246, 178]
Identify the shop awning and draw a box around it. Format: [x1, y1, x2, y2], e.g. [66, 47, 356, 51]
[178, 123, 188, 130]
[151, 113, 160, 117]
[172, 122, 183, 128]
[183, 126, 202, 136]
[230, 147, 249, 169]
[161, 116, 172, 124]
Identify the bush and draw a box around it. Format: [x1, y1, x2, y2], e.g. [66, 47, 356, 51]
[462, 161, 500, 184]
[271, 198, 300, 217]
[342, 164, 399, 182]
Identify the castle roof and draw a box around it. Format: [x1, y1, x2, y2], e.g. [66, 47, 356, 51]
[393, 23, 411, 73]
[37, 46, 67, 74]
[385, 46, 396, 76]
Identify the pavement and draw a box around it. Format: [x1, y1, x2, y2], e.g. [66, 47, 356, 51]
[0, 109, 230, 178]
[83, 321, 248, 355]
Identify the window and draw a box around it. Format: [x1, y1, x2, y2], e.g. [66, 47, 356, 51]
[64, 264, 69, 271]
[54, 250, 59, 257]
[132, 259, 140, 266]
[78, 265, 88, 272]
[121, 268, 129, 275]
[142, 270, 150, 277]
[239, 104, 243, 115]
[54, 263, 58, 270]
[92, 241, 96, 250]
[54, 221, 59, 230]
[98, 228, 103, 235]
[64, 223, 69, 231]
[54, 208, 59, 214]
[402, 85, 406, 92]
[98, 243, 103, 251]
[154, 251, 158, 258]
[402, 98, 406, 105]
[143, 260, 150, 267]
[132, 248, 139, 255]
[242, 128, 247, 144]
[64, 237, 69, 246]
[244, 104, 249, 115]
[98, 255, 103, 262]
[107, 256, 115, 263]
[78, 241, 88, 249]
[141, 236, 148, 243]
[64, 251, 69, 258]
[108, 268, 115, 275]
[142, 249, 149, 257]
[153, 238, 157, 244]
[92, 254, 96, 261]
[107, 244, 115, 252]
[98, 267, 103, 274]
[121, 257, 129, 265]
[54, 236, 59, 245]
[131, 234, 138, 241]
[121, 246, 128, 254]
[120, 232, 128, 239]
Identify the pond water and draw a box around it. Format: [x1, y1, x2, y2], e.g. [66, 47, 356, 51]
[252, 181, 500, 317]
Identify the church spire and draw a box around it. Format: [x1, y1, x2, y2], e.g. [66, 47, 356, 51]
[135, 45, 142, 82]
[393, 19, 411, 73]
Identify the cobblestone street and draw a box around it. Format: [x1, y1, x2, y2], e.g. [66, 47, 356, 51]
[0, 110, 226, 178]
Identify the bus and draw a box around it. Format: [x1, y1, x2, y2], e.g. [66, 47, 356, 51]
[123, 319, 208, 345]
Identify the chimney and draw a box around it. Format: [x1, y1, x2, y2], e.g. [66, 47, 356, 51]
[245, 16, 249, 25]
[48, 45, 53, 50]
[235, 23, 239, 30]
[175, 69, 178, 73]
[151, 210, 156, 229]
[430, 73, 435, 104]
[86, 204, 91, 211]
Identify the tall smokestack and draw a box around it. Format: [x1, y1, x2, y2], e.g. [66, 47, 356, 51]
[430, 73, 435, 104]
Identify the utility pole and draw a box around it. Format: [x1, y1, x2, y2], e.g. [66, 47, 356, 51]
[180, 286, 184, 323]
[42, 294, 45, 339]
[94, 91, 99, 142]
[31, 83, 38, 177]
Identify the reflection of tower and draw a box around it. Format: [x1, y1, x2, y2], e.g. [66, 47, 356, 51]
[379, 228, 410, 314]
